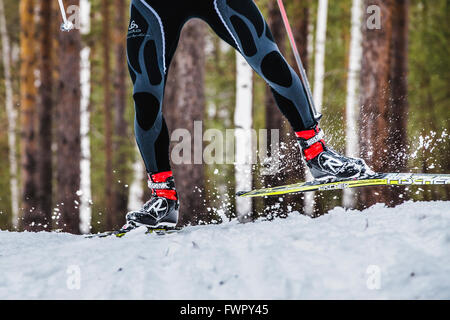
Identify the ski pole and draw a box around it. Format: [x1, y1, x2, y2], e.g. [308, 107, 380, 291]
[276, 0, 321, 121]
[57, 0, 74, 32]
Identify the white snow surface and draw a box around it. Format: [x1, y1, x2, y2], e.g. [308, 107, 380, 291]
[1, 201, 449, 300]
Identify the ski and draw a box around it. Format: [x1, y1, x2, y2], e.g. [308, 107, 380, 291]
[85, 226, 182, 239]
[236, 173, 450, 198]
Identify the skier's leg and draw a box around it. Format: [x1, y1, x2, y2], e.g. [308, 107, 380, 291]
[125, 0, 185, 227]
[127, 0, 174, 174]
[204, 0, 372, 179]
[204, 0, 316, 131]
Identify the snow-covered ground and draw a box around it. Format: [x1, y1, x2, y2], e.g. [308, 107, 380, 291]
[0, 201, 449, 300]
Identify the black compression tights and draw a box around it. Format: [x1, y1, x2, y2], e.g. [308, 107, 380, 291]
[127, 0, 317, 173]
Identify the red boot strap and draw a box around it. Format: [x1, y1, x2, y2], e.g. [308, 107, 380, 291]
[150, 171, 173, 183]
[295, 129, 315, 140]
[304, 142, 324, 161]
[155, 189, 178, 201]
[295, 125, 320, 140]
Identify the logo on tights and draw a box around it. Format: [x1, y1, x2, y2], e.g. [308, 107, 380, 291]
[129, 20, 139, 31]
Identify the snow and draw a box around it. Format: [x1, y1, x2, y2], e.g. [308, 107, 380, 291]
[0, 201, 449, 300]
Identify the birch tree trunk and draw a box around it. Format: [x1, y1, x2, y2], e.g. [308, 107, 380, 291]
[56, 0, 81, 234]
[19, 0, 39, 231]
[235, 53, 253, 221]
[128, 148, 145, 212]
[343, 0, 363, 208]
[79, 0, 92, 234]
[79, 47, 91, 233]
[312, 0, 328, 111]
[305, 0, 328, 216]
[0, 0, 19, 228]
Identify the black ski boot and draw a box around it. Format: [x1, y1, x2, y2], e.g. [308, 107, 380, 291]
[296, 125, 373, 180]
[125, 171, 179, 229]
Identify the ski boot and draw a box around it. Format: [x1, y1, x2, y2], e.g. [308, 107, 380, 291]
[125, 171, 179, 231]
[296, 125, 374, 181]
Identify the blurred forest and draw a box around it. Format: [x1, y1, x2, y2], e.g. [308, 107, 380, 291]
[0, 0, 449, 234]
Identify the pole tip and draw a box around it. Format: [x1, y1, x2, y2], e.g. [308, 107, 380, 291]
[60, 21, 74, 32]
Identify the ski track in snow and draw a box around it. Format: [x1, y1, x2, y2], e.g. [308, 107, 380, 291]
[0, 201, 449, 299]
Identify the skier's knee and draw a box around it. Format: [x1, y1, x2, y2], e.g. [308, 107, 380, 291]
[133, 92, 161, 131]
[226, 0, 264, 38]
[230, 16, 257, 57]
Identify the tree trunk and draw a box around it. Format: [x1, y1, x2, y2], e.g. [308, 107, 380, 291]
[80, 47, 92, 234]
[128, 148, 145, 212]
[19, 0, 39, 231]
[235, 53, 254, 221]
[343, 0, 363, 208]
[101, 0, 116, 229]
[264, 1, 288, 217]
[286, 0, 309, 214]
[359, 0, 409, 208]
[36, 0, 54, 230]
[79, 0, 92, 234]
[305, 0, 328, 216]
[0, 0, 19, 229]
[360, 0, 393, 207]
[387, 0, 409, 205]
[112, 0, 129, 224]
[289, 0, 310, 72]
[165, 20, 206, 225]
[56, 0, 81, 234]
[312, 0, 328, 112]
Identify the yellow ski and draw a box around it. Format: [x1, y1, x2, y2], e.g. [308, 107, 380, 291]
[237, 173, 450, 198]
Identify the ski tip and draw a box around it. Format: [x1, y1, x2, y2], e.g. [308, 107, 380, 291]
[236, 191, 249, 197]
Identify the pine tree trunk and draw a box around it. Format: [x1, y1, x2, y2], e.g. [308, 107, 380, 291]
[264, 1, 287, 217]
[56, 0, 81, 234]
[360, 0, 393, 207]
[0, 0, 20, 229]
[112, 0, 129, 223]
[359, 0, 409, 207]
[19, 0, 39, 231]
[387, 0, 409, 205]
[101, 0, 116, 229]
[165, 20, 206, 225]
[286, 0, 309, 214]
[290, 0, 310, 72]
[36, 0, 54, 230]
